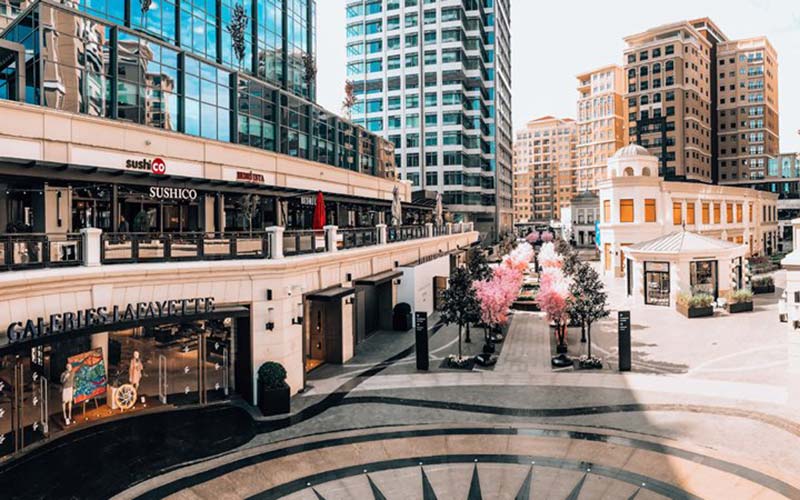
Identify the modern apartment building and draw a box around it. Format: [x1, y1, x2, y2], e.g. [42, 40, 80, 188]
[716, 37, 780, 185]
[345, 0, 514, 241]
[575, 65, 627, 193]
[0, 0, 28, 29]
[624, 18, 779, 186]
[513, 117, 577, 223]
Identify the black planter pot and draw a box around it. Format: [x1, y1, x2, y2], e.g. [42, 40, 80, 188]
[752, 285, 775, 295]
[676, 303, 714, 318]
[726, 301, 753, 313]
[257, 383, 290, 416]
[556, 343, 568, 354]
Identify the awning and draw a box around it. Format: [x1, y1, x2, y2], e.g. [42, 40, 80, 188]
[353, 270, 402, 286]
[305, 286, 355, 303]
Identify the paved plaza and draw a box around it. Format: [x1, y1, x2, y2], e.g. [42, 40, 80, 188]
[2, 272, 799, 499]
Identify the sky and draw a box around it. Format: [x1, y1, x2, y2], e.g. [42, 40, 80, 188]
[316, 0, 800, 152]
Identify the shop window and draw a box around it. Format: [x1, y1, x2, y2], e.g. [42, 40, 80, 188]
[702, 203, 710, 224]
[726, 203, 733, 223]
[714, 203, 721, 224]
[619, 199, 634, 223]
[687, 203, 695, 225]
[673, 202, 682, 225]
[644, 199, 656, 222]
[736, 203, 743, 223]
[603, 200, 611, 223]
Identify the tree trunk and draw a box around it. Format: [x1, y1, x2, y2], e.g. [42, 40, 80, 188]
[465, 322, 471, 343]
[587, 322, 592, 358]
[458, 323, 462, 358]
[580, 322, 586, 343]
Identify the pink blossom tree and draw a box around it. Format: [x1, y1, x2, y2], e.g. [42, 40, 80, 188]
[541, 231, 554, 243]
[526, 231, 540, 244]
[536, 270, 571, 349]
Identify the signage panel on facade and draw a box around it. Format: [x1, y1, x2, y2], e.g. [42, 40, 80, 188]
[126, 157, 167, 175]
[149, 186, 198, 201]
[236, 171, 265, 183]
[6, 297, 215, 344]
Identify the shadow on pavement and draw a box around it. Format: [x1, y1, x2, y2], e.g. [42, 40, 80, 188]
[0, 404, 256, 499]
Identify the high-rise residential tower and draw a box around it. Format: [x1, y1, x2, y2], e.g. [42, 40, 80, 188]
[346, 0, 513, 241]
[575, 65, 627, 193]
[624, 18, 779, 186]
[513, 117, 577, 223]
[716, 37, 779, 185]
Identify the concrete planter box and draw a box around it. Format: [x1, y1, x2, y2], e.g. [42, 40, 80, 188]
[676, 302, 713, 318]
[726, 301, 754, 314]
[257, 384, 290, 416]
[752, 284, 775, 295]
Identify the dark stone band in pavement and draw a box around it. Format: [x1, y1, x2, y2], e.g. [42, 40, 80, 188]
[333, 395, 800, 437]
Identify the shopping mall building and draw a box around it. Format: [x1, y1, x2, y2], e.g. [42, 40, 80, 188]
[0, 0, 479, 460]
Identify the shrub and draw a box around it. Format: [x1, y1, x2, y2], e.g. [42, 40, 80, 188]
[257, 361, 288, 390]
[729, 289, 753, 304]
[678, 292, 714, 308]
[753, 276, 774, 287]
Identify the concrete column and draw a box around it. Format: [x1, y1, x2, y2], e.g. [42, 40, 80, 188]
[80, 227, 102, 267]
[376, 224, 387, 245]
[425, 223, 434, 238]
[446, 222, 453, 235]
[266, 226, 284, 259]
[324, 225, 338, 252]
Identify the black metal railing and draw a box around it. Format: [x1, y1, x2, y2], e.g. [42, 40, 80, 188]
[100, 232, 271, 264]
[387, 225, 425, 243]
[339, 227, 378, 249]
[0, 233, 83, 272]
[283, 230, 325, 256]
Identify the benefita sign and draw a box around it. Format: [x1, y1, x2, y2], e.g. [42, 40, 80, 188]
[6, 297, 215, 343]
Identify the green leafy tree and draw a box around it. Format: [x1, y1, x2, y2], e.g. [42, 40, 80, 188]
[441, 266, 480, 357]
[555, 238, 580, 276]
[568, 262, 609, 357]
[464, 248, 491, 343]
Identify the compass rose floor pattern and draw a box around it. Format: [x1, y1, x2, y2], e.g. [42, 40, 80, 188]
[120, 423, 797, 500]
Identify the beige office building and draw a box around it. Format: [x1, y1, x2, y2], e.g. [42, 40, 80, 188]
[716, 37, 780, 184]
[513, 116, 577, 223]
[576, 65, 628, 193]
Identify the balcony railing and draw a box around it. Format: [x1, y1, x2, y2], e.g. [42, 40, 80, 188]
[339, 228, 378, 249]
[0, 222, 476, 272]
[0, 233, 83, 271]
[100, 232, 271, 264]
[283, 230, 325, 256]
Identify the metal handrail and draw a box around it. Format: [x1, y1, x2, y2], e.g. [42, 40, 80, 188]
[101, 231, 271, 264]
[283, 229, 325, 256]
[339, 227, 378, 249]
[0, 233, 83, 271]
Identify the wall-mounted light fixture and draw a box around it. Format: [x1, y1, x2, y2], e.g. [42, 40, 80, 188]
[344, 297, 354, 305]
[346, 272, 352, 282]
[393, 278, 402, 285]
[394, 260, 399, 268]
[265, 307, 275, 331]
[56, 191, 62, 227]
[291, 300, 303, 325]
[266, 289, 273, 301]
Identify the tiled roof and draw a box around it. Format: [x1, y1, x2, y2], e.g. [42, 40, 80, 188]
[628, 231, 741, 253]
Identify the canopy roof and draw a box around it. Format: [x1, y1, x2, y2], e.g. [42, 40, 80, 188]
[627, 231, 741, 254]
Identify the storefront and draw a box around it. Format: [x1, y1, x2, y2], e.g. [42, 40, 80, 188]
[0, 297, 250, 460]
[624, 231, 747, 309]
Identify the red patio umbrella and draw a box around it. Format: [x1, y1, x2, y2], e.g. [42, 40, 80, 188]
[312, 191, 326, 230]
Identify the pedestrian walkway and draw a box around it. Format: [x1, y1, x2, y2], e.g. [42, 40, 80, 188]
[497, 311, 551, 373]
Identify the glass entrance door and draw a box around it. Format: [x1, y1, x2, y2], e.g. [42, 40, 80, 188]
[690, 260, 718, 298]
[0, 355, 51, 456]
[645, 262, 671, 306]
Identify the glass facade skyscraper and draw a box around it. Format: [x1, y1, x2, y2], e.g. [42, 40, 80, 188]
[0, 0, 395, 178]
[345, 0, 512, 240]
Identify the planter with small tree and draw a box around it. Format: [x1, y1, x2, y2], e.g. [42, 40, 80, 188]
[568, 262, 609, 369]
[676, 292, 714, 318]
[726, 289, 754, 313]
[257, 361, 290, 416]
[441, 266, 480, 369]
[751, 276, 775, 295]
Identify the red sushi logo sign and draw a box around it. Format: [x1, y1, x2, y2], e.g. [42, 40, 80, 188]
[126, 157, 167, 175]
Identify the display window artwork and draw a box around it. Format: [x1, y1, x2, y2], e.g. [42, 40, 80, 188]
[68, 348, 108, 404]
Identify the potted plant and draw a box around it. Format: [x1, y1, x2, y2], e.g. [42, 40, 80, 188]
[257, 361, 290, 416]
[751, 276, 775, 295]
[676, 292, 714, 318]
[726, 289, 754, 313]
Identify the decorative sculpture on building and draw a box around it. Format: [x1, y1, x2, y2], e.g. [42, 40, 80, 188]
[227, 3, 249, 62]
[140, 0, 153, 14]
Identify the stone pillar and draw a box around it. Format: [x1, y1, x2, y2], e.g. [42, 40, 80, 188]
[80, 227, 102, 267]
[266, 226, 284, 259]
[376, 224, 387, 245]
[324, 225, 338, 252]
[425, 223, 434, 238]
[446, 222, 453, 235]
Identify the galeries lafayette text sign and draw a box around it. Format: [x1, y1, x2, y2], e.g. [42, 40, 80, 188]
[6, 297, 215, 343]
